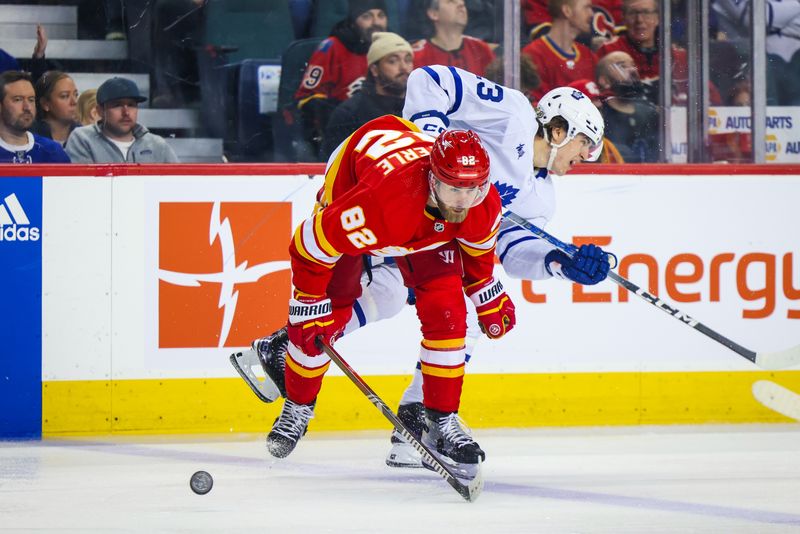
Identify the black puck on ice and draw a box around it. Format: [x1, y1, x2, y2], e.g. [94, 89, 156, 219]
[190, 471, 213, 495]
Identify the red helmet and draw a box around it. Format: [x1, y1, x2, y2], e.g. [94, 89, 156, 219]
[429, 129, 491, 188]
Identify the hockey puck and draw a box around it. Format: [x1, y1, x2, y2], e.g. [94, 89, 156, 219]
[190, 471, 213, 495]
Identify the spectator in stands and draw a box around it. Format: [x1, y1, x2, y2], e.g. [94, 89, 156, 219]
[321, 32, 414, 159]
[0, 71, 70, 163]
[0, 24, 50, 82]
[294, 0, 389, 156]
[411, 0, 495, 75]
[31, 71, 80, 146]
[77, 89, 101, 125]
[713, 0, 800, 105]
[523, 0, 623, 47]
[522, 0, 598, 101]
[728, 79, 751, 107]
[567, 78, 626, 162]
[65, 77, 179, 163]
[596, 0, 722, 105]
[595, 51, 659, 162]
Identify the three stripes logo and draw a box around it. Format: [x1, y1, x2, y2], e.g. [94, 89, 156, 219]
[0, 193, 40, 242]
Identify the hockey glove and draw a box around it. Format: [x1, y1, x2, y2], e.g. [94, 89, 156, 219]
[287, 293, 341, 357]
[467, 278, 516, 339]
[545, 244, 610, 285]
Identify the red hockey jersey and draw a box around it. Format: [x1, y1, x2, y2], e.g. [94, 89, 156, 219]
[522, 36, 597, 101]
[411, 37, 495, 76]
[596, 35, 721, 104]
[294, 36, 367, 106]
[290, 115, 502, 297]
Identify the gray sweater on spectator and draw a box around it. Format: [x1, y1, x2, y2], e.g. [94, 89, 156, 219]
[65, 122, 179, 163]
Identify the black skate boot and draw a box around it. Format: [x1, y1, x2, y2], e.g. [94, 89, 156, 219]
[266, 398, 315, 458]
[252, 327, 288, 398]
[421, 408, 485, 481]
[386, 402, 426, 468]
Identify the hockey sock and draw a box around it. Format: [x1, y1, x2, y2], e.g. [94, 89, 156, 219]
[284, 343, 330, 405]
[399, 362, 424, 405]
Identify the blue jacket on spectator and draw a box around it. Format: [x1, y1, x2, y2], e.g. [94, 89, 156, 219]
[0, 49, 20, 73]
[0, 132, 71, 163]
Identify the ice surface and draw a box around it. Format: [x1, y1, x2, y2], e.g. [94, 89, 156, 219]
[1, 425, 799, 533]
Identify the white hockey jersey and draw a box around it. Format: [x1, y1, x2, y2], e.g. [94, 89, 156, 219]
[403, 65, 557, 280]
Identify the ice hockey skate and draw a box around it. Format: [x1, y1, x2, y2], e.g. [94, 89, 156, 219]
[385, 402, 426, 468]
[252, 327, 288, 397]
[421, 409, 485, 481]
[266, 398, 315, 458]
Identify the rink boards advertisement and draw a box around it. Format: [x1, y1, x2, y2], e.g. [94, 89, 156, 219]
[0, 164, 799, 437]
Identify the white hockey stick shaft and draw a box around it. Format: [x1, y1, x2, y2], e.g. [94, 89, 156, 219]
[502, 211, 800, 370]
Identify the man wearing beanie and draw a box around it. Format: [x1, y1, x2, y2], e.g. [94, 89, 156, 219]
[294, 0, 389, 158]
[321, 32, 413, 159]
[411, 0, 495, 76]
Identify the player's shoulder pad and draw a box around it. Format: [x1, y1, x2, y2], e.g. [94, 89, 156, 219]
[318, 38, 334, 52]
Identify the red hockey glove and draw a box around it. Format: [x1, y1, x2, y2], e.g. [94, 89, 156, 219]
[287, 293, 341, 356]
[467, 278, 516, 339]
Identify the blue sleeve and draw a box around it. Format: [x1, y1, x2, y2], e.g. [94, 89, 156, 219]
[0, 48, 20, 73]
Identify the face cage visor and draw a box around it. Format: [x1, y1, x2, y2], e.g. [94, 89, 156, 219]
[429, 172, 491, 210]
[586, 138, 603, 161]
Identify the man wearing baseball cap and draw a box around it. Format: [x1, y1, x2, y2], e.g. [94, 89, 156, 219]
[321, 31, 413, 158]
[294, 0, 389, 158]
[65, 76, 178, 163]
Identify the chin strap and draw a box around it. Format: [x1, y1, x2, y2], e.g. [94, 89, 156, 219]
[542, 128, 571, 171]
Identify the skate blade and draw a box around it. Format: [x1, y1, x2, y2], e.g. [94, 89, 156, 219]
[230, 349, 281, 403]
[386, 443, 423, 468]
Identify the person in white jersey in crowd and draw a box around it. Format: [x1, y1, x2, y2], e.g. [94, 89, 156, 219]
[65, 77, 179, 163]
[248, 64, 613, 467]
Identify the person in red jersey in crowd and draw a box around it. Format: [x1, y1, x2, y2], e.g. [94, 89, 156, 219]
[523, 0, 623, 47]
[522, 0, 598, 101]
[596, 0, 721, 105]
[265, 115, 515, 484]
[411, 0, 495, 76]
[294, 0, 389, 154]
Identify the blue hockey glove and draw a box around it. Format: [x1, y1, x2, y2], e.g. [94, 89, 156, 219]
[545, 244, 611, 285]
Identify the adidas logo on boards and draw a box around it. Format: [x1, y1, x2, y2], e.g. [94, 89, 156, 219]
[0, 193, 40, 242]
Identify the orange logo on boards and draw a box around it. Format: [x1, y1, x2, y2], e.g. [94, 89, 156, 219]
[159, 202, 292, 348]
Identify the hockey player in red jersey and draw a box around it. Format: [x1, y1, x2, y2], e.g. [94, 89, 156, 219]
[266, 115, 516, 480]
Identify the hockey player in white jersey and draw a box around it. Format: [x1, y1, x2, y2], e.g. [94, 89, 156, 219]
[240, 64, 613, 468]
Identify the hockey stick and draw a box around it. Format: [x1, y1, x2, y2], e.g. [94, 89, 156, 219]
[316, 337, 484, 502]
[751, 380, 800, 421]
[502, 210, 800, 370]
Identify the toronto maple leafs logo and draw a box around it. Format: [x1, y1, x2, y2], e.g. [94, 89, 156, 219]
[493, 181, 519, 207]
[515, 143, 525, 159]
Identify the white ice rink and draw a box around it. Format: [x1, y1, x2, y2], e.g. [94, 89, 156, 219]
[2, 425, 799, 533]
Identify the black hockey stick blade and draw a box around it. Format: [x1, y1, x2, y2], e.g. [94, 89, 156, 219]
[502, 210, 800, 370]
[229, 349, 281, 403]
[316, 337, 483, 502]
